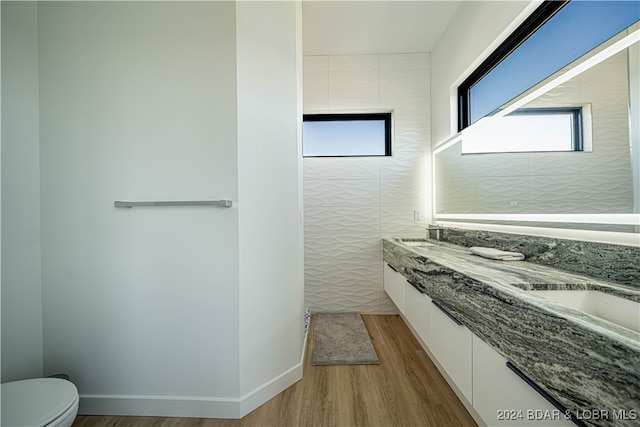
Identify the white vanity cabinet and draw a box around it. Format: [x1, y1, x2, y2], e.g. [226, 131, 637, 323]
[472, 336, 575, 427]
[429, 299, 473, 403]
[383, 262, 407, 314]
[405, 283, 431, 346]
[383, 253, 597, 427]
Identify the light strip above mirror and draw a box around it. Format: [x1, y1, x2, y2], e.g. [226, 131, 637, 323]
[434, 214, 640, 226]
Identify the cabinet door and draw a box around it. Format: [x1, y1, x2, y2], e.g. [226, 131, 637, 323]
[429, 300, 473, 402]
[473, 335, 575, 426]
[405, 283, 430, 346]
[383, 263, 406, 313]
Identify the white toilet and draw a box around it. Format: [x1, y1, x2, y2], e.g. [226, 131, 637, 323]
[1, 378, 79, 427]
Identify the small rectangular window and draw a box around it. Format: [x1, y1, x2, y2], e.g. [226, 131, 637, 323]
[302, 113, 392, 157]
[461, 107, 583, 154]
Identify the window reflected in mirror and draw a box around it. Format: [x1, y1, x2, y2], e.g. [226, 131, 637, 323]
[462, 107, 585, 154]
[435, 37, 638, 231]
[439, 0, 639, 235]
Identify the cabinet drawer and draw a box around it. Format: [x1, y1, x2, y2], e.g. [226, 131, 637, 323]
[473, 335, 575, 426]
[383, 262, 407, 313]
[429, 299, 473, 402]
[406, 283, 430, 345]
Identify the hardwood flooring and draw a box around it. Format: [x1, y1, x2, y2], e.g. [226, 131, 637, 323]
[73, 315, 477, 427]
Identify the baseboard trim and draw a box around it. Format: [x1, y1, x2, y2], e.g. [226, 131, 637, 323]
[79, 394, 242, 419]
[239, 335, 307, 416]
[79, 337, 307, 419]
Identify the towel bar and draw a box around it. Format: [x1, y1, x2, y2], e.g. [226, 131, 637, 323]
[114, 200, 232, 208]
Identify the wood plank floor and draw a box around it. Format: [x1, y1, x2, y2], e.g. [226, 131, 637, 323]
[73, 315, 477, 427]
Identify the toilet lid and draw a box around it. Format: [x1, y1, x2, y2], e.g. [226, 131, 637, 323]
[1, 378, 78, 427]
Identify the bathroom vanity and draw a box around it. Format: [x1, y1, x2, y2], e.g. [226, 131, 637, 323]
[383, 237, 640, 427]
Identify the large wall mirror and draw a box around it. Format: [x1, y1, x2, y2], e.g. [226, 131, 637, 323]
[434, 20, 639, 239]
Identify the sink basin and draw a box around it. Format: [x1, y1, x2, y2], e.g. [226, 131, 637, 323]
[531, 290, 640, 333]
[399, 239, 435, 248]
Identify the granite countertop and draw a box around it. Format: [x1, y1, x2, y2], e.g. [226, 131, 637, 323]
[383, 237, 640, 427]
[386, 238, 640, 346]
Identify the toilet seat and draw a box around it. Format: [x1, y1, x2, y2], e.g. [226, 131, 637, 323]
[1, 378, 79, 427]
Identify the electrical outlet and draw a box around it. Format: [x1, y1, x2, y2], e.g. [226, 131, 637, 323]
[413, 210, 422, 221]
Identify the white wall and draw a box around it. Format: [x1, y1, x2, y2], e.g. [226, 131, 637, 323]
[235, 1, 304, 413]
[430, 0, 534, 145]
[1, 1, 44, 383]
[37, 1, 241, 415]
[303, 53, 431, 313]
[2, 0, 305, 418]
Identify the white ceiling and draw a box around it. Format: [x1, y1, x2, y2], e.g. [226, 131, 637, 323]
[302, 0, 462, 56]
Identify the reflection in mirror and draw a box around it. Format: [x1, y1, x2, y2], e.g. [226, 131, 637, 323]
[435, 27, 639, 234]
[461, 107, 586, 154]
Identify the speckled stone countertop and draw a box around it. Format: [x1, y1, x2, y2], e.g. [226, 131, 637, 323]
[383, 238, 640, 427]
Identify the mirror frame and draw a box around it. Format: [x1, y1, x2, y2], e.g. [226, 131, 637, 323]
[433, 27, 640, 246]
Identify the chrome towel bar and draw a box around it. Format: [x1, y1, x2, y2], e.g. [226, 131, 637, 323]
[114, 200, 232, 208]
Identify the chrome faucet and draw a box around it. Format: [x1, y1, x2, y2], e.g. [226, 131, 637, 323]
[427, 224, 444, 241]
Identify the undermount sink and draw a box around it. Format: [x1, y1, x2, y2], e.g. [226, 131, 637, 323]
[399, 239, 435, 248]
[531, 290, 640, 333]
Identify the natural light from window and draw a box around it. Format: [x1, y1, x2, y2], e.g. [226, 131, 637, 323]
[302, 114, 391, 157]
[464, 0, 639, 127]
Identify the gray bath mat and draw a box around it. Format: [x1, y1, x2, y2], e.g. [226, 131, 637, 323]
[312, 312, 380, 365]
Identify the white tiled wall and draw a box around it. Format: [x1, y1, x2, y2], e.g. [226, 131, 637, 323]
[436, 50, 633, 215]
[303, 53, 431, 314]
